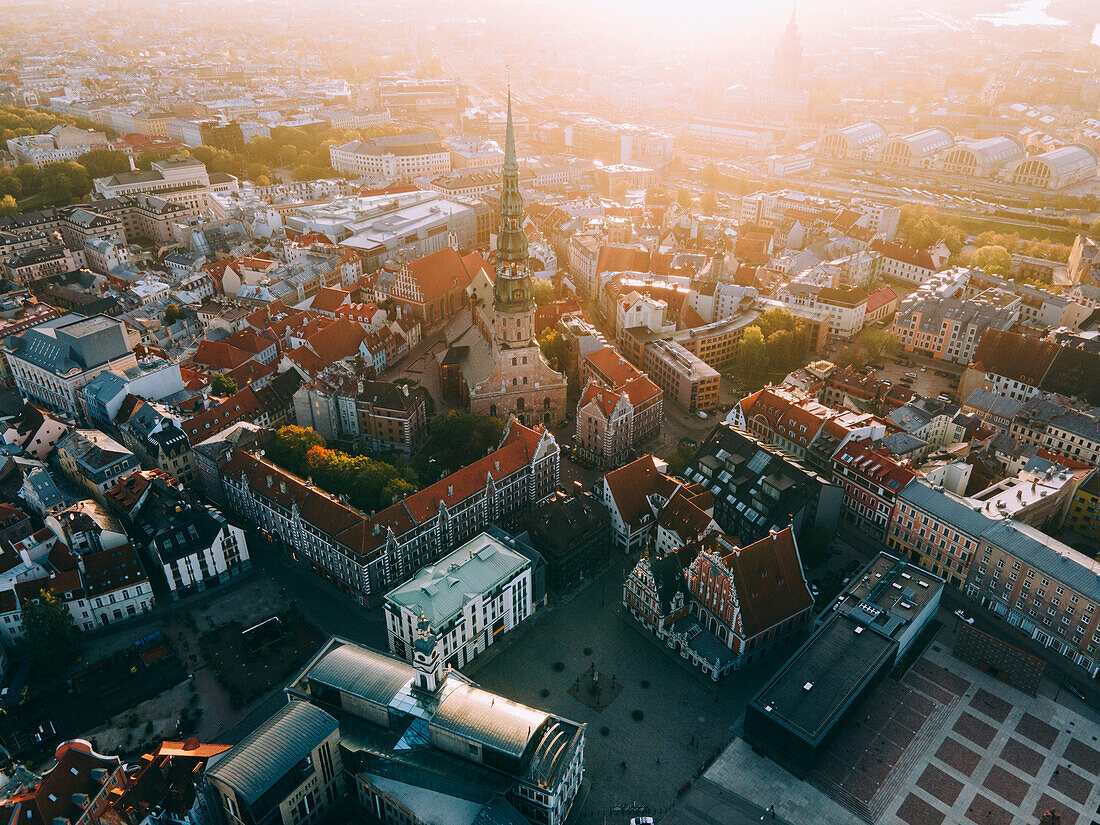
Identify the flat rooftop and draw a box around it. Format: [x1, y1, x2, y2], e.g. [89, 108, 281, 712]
[837, 553, 944, 626]
[750, 613, 897, 745]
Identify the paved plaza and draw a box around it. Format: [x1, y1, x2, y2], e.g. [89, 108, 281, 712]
[676, 630, 1100, 825]
[465, 556, 801, 823]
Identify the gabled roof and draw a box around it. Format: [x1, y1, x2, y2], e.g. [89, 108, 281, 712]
[183, 388, 262, 445]
[584, 346, 643, 387]
[304, 318, 369, 364]
[969, 329, 1058, 387]
[604, 455, 680, 530]
[406, 247, 480, 304]
[870, 240, 936, 270]
[717, 528, 813, 637]
[310, 287, 353, 314]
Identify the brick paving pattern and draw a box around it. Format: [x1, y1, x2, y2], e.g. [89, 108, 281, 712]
[1016, 711, 1059, 748]
[1033, 793, 1081, 825]
[1049, 765, 1092, 805]
[952, 711, 997, 748]
[811, 665, 966, 816]
[965, 793, 1014, 825]
[981, 764, 1029, 806]
[968, 688, 1011, 722]
[915, 764, 964, 806]
[935, 737, 983, 776]
[896, 792, 947, 825]
[999, 737, 1045, 776]
[1062, 738, 1100, 775]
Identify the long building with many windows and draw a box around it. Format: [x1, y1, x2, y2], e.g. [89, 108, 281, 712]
[220, 419, 559, 605]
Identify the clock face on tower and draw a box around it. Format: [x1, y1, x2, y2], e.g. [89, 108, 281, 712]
[513, 288, 524, 301]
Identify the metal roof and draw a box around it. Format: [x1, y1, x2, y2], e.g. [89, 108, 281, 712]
[981, 520, 1100, 603]
[431, 683, 548, 759]
[899, 480, 996, 537]
[385, 533, 531, 629]
[305, 641, 415, 707]
[837, 121, 887, 147]
[207, 701, 337, 804]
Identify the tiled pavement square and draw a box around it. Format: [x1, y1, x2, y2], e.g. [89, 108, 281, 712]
[981, 764, 1029, 807]
[916, 764, 964, 806]
[1062, 738, 1100, 776]
[936, 737, 982, 776]
[904, 671, 955, 706]
[896, 792, 946, 825]
[965, 793, 1014, 825]
[1049, 765, 1092, 804]
[896, 704, 926, 732]
[1034, 792, 1081, 825]
[913, 660, 970, 697]
[952, 711, 997, 748]
[885, 722, 918, 750]
[968, 688, 1011, 723]
[1016, 711, 1059, 748]
[999, 737, 1045, 776]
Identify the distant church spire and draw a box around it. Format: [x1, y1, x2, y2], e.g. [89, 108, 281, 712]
[773, 3, 802, 90]
[493, 86, 533, 313]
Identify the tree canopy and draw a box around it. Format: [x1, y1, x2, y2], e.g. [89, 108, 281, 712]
[21, 590, 82, 678]
[269, 425, 326, 472]
[210, 374, 239, 396]
[414, 410, 504, 482]
[268, 425, 418, 514]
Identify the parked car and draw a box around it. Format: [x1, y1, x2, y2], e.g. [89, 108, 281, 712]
[954, 609, 974, 625]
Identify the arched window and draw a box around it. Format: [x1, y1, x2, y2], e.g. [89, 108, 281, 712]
[512, 358, 517, 366]
[517, 398, 525, 411]
[512, 378, 517, 386]
[523, 377, 528, 384]
[489, 405, 497, 417]
[544, 398, 551, 409]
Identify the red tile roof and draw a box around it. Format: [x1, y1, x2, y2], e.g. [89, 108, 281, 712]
[865, 286, 898, 314]
[585, 346, 643, 387]
[310, 286, 353, 314]
[870, 240, 935, 270]
[304, 318, 369, 363]
[406, 247, 479, 304]
[183, 388, 263, 444]
[604, 455, 681, 531]
[716, 527, 813, 637]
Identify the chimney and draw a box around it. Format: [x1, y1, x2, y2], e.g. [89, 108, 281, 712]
[447, 484, 453, 497]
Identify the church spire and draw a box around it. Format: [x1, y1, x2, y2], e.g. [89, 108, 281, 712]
[494, 86, 532, 313]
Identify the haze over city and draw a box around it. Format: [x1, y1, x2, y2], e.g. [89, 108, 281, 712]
[0, 2, 1097, 825]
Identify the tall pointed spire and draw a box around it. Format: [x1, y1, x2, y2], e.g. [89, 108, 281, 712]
[494, 85, 532, 312]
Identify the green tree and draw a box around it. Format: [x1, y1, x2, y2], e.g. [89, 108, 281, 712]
[21, 590, 81, 678]
[270, 425, 326, 474]
[78, 148, 130, 179]
[537, 327, 571, 372]
[665, 441, 697, 478]
[0, 194, 16, 216]
[858, 328, 899, 361]
[676, 188, 693, 210]
[973, 244, 1012, 275]
[163, 303, 182, 326]
[415, 410, 504, 482]
[530, 279, 556, 305]
[1089, 217, 1100, 239]
[738, 326, 767, 384]
[702, 190, 719, 215]
[210, 374, 239, 396]
[701, 163, 720, 187]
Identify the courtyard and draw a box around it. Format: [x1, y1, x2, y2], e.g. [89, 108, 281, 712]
[464, 555, 801, 823]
